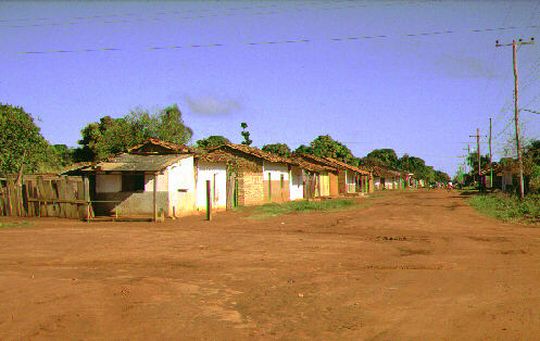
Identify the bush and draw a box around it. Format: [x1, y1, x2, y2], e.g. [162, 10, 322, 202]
[468, 193, 540, 224]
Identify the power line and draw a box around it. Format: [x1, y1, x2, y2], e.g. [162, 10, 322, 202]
[10, 23, 539, 55]
[0, 0, 433, 29]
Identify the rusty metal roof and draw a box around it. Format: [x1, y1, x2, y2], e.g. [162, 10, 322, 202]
[85, 153, 191, 172]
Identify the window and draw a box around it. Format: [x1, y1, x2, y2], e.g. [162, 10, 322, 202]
[122, 173, 145, 192]
[280, 174, 284, 189]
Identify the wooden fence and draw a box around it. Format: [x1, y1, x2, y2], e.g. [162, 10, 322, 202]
[0, 175, 91, 219]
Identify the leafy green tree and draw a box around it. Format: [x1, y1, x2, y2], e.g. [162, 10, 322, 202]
[75, 104, 192, 161]
[365, 149, 399, 168]
[240, 122, 252, 146]
[0, 103, 55, 177]
[466, 152, 490, 177]
[153, 105, 193, 145]
[306, 135, 354, 163]
[196, 135, 230, 148]
[262, 143, 291, 157]
[294, 144, 313, 155]
[523, 139, 540, 193]
[51, 144, 75, 168]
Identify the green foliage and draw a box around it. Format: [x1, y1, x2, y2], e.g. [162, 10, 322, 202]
[0, 221, 32, 229]
[240, 122, 252, 146]
[301, 135, 354, 163]
[75, 104, 192, 161]
[466, 152, 490, 177]
[294, 144, 313, 155]
[365, 149, 399, 168]
[196, 135, 230, 149]
[468, 193, 540, 224]
[524, 139, 540, 193]
[252, 198, 361, 218]
[0, 103, 57, 176]
[51, 144, 75, 168]
[262, 143, 291, 157]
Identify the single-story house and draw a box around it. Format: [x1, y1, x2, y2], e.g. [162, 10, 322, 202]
[321, 157, 371, 195]
[370, 166, 402, 190]
[294, 154, 340, 197]
[295, 154, 373, 196]
[289, 157, 338, 200]
[197, 143, 297, 206]
[81, 138, 195, 219]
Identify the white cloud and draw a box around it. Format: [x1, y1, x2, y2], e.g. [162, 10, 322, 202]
[185, 95, 241, 115]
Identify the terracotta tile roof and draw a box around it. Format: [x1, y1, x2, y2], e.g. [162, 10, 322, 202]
[369, 165, 402, 178]
[289, 157, 336, 173]
[128, 138, 192, 154]
[322, 157, 371, 175]
[201, 143, 292, 164]
[295, 153, 339, 171]
[295, 154, 371, 175]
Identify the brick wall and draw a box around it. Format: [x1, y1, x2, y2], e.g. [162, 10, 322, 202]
[238, 171, 264, 206]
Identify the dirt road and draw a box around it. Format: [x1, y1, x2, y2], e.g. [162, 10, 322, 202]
[1, 190, 539, 340]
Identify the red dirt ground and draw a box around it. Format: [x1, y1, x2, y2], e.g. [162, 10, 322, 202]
[1, 190, 539, 340]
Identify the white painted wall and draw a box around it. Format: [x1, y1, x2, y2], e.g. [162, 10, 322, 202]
[167, 156, 196, 216]
[263, 161, 289, 181]
[96, 174, 122, 193]
[144, 173, 168, 192]
[373, 177, 381, 190]
[290, 167, 304, 200]
[196, 161, 227, 210]
[346, 171, 356, 192]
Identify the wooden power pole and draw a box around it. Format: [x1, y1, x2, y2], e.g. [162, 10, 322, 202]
[496, 37, 535, 199]
[489, 117, 493, 188]
[469, 129, 481, 188]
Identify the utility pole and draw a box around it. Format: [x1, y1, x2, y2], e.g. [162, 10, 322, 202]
[489, 118, 493, 189]
[462, 144, 471, 173]
[469, 129, 481, 188]
[496, 37, 535, 199]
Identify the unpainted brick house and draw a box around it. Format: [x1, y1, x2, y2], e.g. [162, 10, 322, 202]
[198, 143, 296, 206]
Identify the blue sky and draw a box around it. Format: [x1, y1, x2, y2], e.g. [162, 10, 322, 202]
[1, 0, 539, 175]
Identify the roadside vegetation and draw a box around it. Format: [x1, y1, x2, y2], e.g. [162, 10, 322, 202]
[249, 198, 366, 219]
[468, 193, 540, 225]
[0, 221, 31, 229]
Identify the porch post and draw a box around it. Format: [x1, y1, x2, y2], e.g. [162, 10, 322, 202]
[153, 172, 158, 222]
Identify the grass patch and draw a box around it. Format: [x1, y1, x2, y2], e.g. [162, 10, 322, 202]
[468, 193, 540, 225]
[250, 198, 363, 219]
[0, 221, 32, 229]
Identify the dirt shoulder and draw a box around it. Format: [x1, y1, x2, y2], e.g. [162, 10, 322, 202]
[1, 190, 539, 340]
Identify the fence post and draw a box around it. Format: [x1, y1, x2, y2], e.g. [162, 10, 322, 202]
[206, 180, 212, 221]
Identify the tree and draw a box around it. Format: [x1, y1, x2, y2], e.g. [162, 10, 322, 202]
[75, 104, 193, 161]
[365, 149, 399, 168]
[196, 135, 230, 148]
[306, 135, 355, 163]
[294, 144, 313, 155]
[240, 122, 252, 146]
[523, 139, 540, 193]
[262, 143, 291, 157]
[0, 103, 55, 177]
[51, 144, 75, 168]
[153, 104, 193, 145]
[466, 152, 490, 177]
